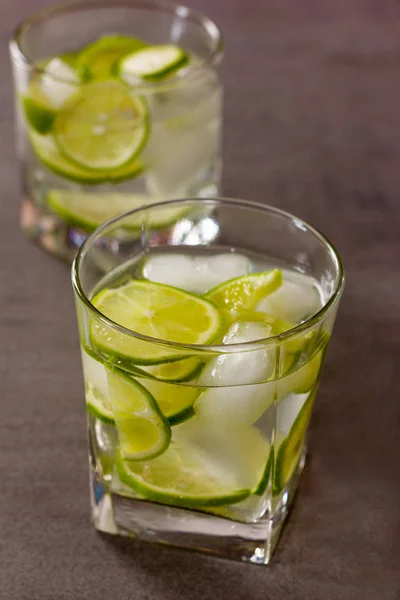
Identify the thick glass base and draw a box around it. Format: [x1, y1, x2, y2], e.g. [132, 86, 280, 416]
[89, 451, 305, 565]
[20, 179, 220, 263]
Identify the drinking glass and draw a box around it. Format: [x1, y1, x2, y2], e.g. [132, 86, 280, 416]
[10, 0, 223, 261]
[72, 197, 344, 564]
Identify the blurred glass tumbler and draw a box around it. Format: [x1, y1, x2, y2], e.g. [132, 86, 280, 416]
[72, 198, 344, 564]
[10, 0, 223, 262]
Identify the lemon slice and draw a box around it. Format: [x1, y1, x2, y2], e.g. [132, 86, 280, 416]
[107, 368, 171, 460]
[90, 280, 223, 364]
[118, 44, 188, 82]
[54, 81, 149, 171]
[206, 270, 282, 314]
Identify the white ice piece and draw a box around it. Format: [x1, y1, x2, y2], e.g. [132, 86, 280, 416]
[142, 252, 251, 294]
[81, 350, 109, 400]
[257, 270, 321, 323]
[144, 67, 221, 195]
[40, 58, 79, 108]
[195, 321, 276, 425]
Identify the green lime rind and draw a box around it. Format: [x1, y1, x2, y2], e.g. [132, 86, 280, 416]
[28, 129, 145, 184]
[118, 44, 189, 82]
[136, 376, 199, 427]
[206, 269, 283, 313]
[76, 35, 147, 81]
[253, 446, 274, 496]
[108, 367, 171, 461]
[86, 394, 115, 425]
[273, 389, 317, 494]
[90, 280, 224, 365]
[21, 93, 56, 134]
[116, 448, 251, 508]
[53, 83, 149, 172]
[166, 404, 195, 426]
[135, 356, 203, 383]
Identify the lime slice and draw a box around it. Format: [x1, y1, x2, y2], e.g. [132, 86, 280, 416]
[90, 280, 223, 364]
[278, 345, 325, 400]
[76, 35, 147, 81]
[118, 44, 188, 82]
[21, 57, 80, 134]
[22, 87, 57, 135]
[28, 129, 145, 184]
[46, 189, 191, 233]
[81, 349, 115, 424]
[274, 390, 316, 493]
[254, 445, 274, 496]
[117, 418, 269, 507]
[136, 377, 198, 425]
[86, 383, 114, 424]
[107, 368, 171, 460]
[206, 270, 283, 314]
[135, 356, 202, 382]
[54, 81, 149, 171]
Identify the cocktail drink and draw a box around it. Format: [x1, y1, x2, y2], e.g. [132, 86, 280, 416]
[10, 0, 222, 261]
[72, 198, 344, 564]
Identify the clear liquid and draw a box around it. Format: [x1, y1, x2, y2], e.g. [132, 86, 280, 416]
[82, 248, 328, 525]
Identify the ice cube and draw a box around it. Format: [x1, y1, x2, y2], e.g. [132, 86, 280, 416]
[257, 271, 321, 323]
[81, 350, 109, 399]
[144, 77, 221, 195]
[194, 321, 275, 425]
[41, 58, 79, 108]
[142, 252, 251, 294]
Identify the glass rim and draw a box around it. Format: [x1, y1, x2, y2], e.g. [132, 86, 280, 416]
[9, 0, 223, 91]
[72, 197, 345, 353]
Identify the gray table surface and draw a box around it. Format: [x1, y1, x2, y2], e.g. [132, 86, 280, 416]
[1, 1, 399, 598]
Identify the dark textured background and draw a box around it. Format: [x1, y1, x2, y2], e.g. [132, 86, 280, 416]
[1, 1, 399, 598]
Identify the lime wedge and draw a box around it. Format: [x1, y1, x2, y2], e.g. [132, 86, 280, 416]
[136, 377, 198, 425]
[206, 270, 283, 314]
[274, 390, 316, 493]
[117, 418, 269, 508]
[76, 35, 147, 81]
[28, 129, 145, 184]
[46, 189, 190, 233]
[90, 280, 223, 364]
[54, 81, 149, 171]
[107, 368, 171, 460]
[118, 44, 188, 82]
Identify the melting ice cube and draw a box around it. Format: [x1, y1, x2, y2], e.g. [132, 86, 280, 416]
[142, 252, 251, 294]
